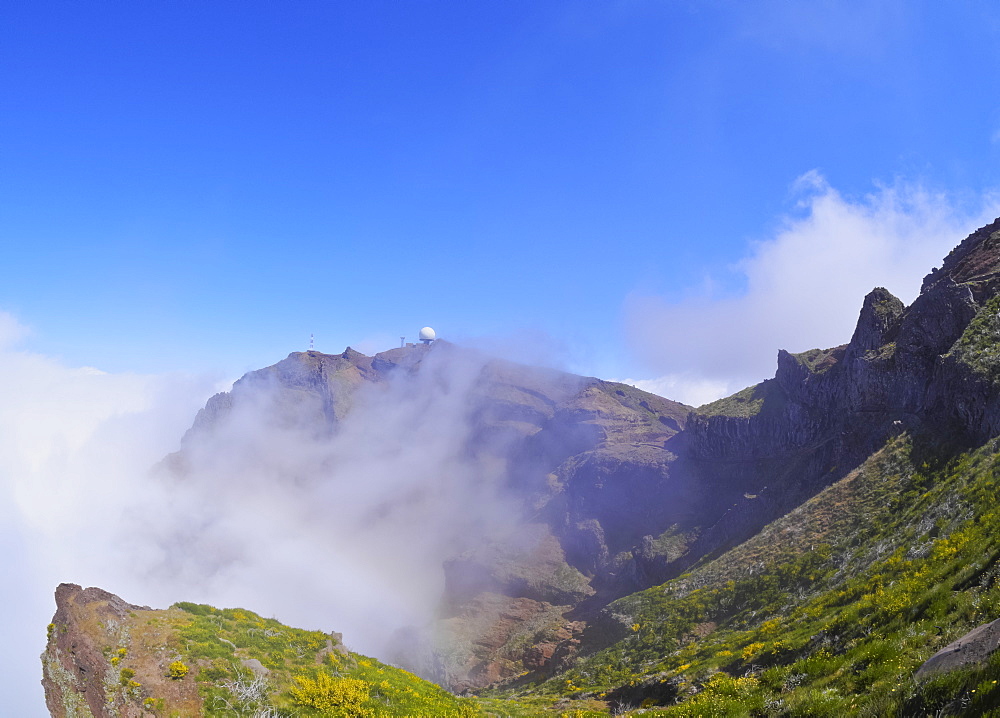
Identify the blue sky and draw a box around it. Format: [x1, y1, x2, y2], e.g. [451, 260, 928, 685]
[3, 0, 1000, 394]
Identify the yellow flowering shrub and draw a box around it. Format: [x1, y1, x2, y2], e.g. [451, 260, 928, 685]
[290, 673, 370, 715]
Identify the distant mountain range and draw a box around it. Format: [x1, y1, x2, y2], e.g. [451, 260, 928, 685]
[43, 218, 1000, 716]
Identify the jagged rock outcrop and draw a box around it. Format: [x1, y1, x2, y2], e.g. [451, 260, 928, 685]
[671, 219, 1000, 574]
[41, 583, 200, 718]
[846, 287, 904, 358]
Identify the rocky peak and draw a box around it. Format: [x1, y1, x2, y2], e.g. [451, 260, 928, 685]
[339, 345, 371, 366]
[845, 287, 904, 360]
[679, 218, 1000, 577]
[921, 217, 1000, 298]
[41, 583, 199, 718]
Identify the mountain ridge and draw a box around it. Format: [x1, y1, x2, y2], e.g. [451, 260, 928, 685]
[157, 216, 1000, 692]
[42, 217, 1000, 715]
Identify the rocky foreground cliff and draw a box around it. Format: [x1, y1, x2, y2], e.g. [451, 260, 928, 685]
[42, 584, 207, 717]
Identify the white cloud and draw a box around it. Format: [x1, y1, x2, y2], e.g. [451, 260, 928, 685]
[625, 173, 1000, 404]
[0, 320, 217, 715]
[121, 345, 526, 657]
[0, 310, 29, 349]
[0, 309, 541, 712]
[614, 374, 730, 408]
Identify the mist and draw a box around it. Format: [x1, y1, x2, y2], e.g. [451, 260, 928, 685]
[0, 313, 218, 715]
[123, 344, 526, 657]
[0, 329, 539, 713]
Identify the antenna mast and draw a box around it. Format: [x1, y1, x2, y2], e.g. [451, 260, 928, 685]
[309, 333, 315, 352]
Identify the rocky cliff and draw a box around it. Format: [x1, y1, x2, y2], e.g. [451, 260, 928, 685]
[672, 218, 1000, 576]
[41, 584, 201, 718]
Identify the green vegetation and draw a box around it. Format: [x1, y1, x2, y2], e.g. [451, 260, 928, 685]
[169, 603, 477, 715]
[951, 294, 1000, 383]
[786, 346, 844, 374]
[288, 673, 369, 714]
[500, 434, 1000, 715]
[164, 601, 601, 716]
[697, 379, 786, 419]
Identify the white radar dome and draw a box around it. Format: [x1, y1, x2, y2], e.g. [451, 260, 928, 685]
[418, 327, 436, 342]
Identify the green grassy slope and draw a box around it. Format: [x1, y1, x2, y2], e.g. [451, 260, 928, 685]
[55, 597, 608, 718]
[500, 433, 1000, 716]
[161, 602, 614, 717]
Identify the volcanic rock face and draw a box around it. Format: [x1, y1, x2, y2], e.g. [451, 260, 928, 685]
[677, 219, 1000, 574]
[41, 583, 201, 718]
[158, 218, 1000, 691]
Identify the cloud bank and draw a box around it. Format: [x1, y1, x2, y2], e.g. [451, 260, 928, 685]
[625, 173, 1000, 405]
[0, 313, 217, 715]
[123, 346, 523, 658]
[0, 328, 526, 713]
